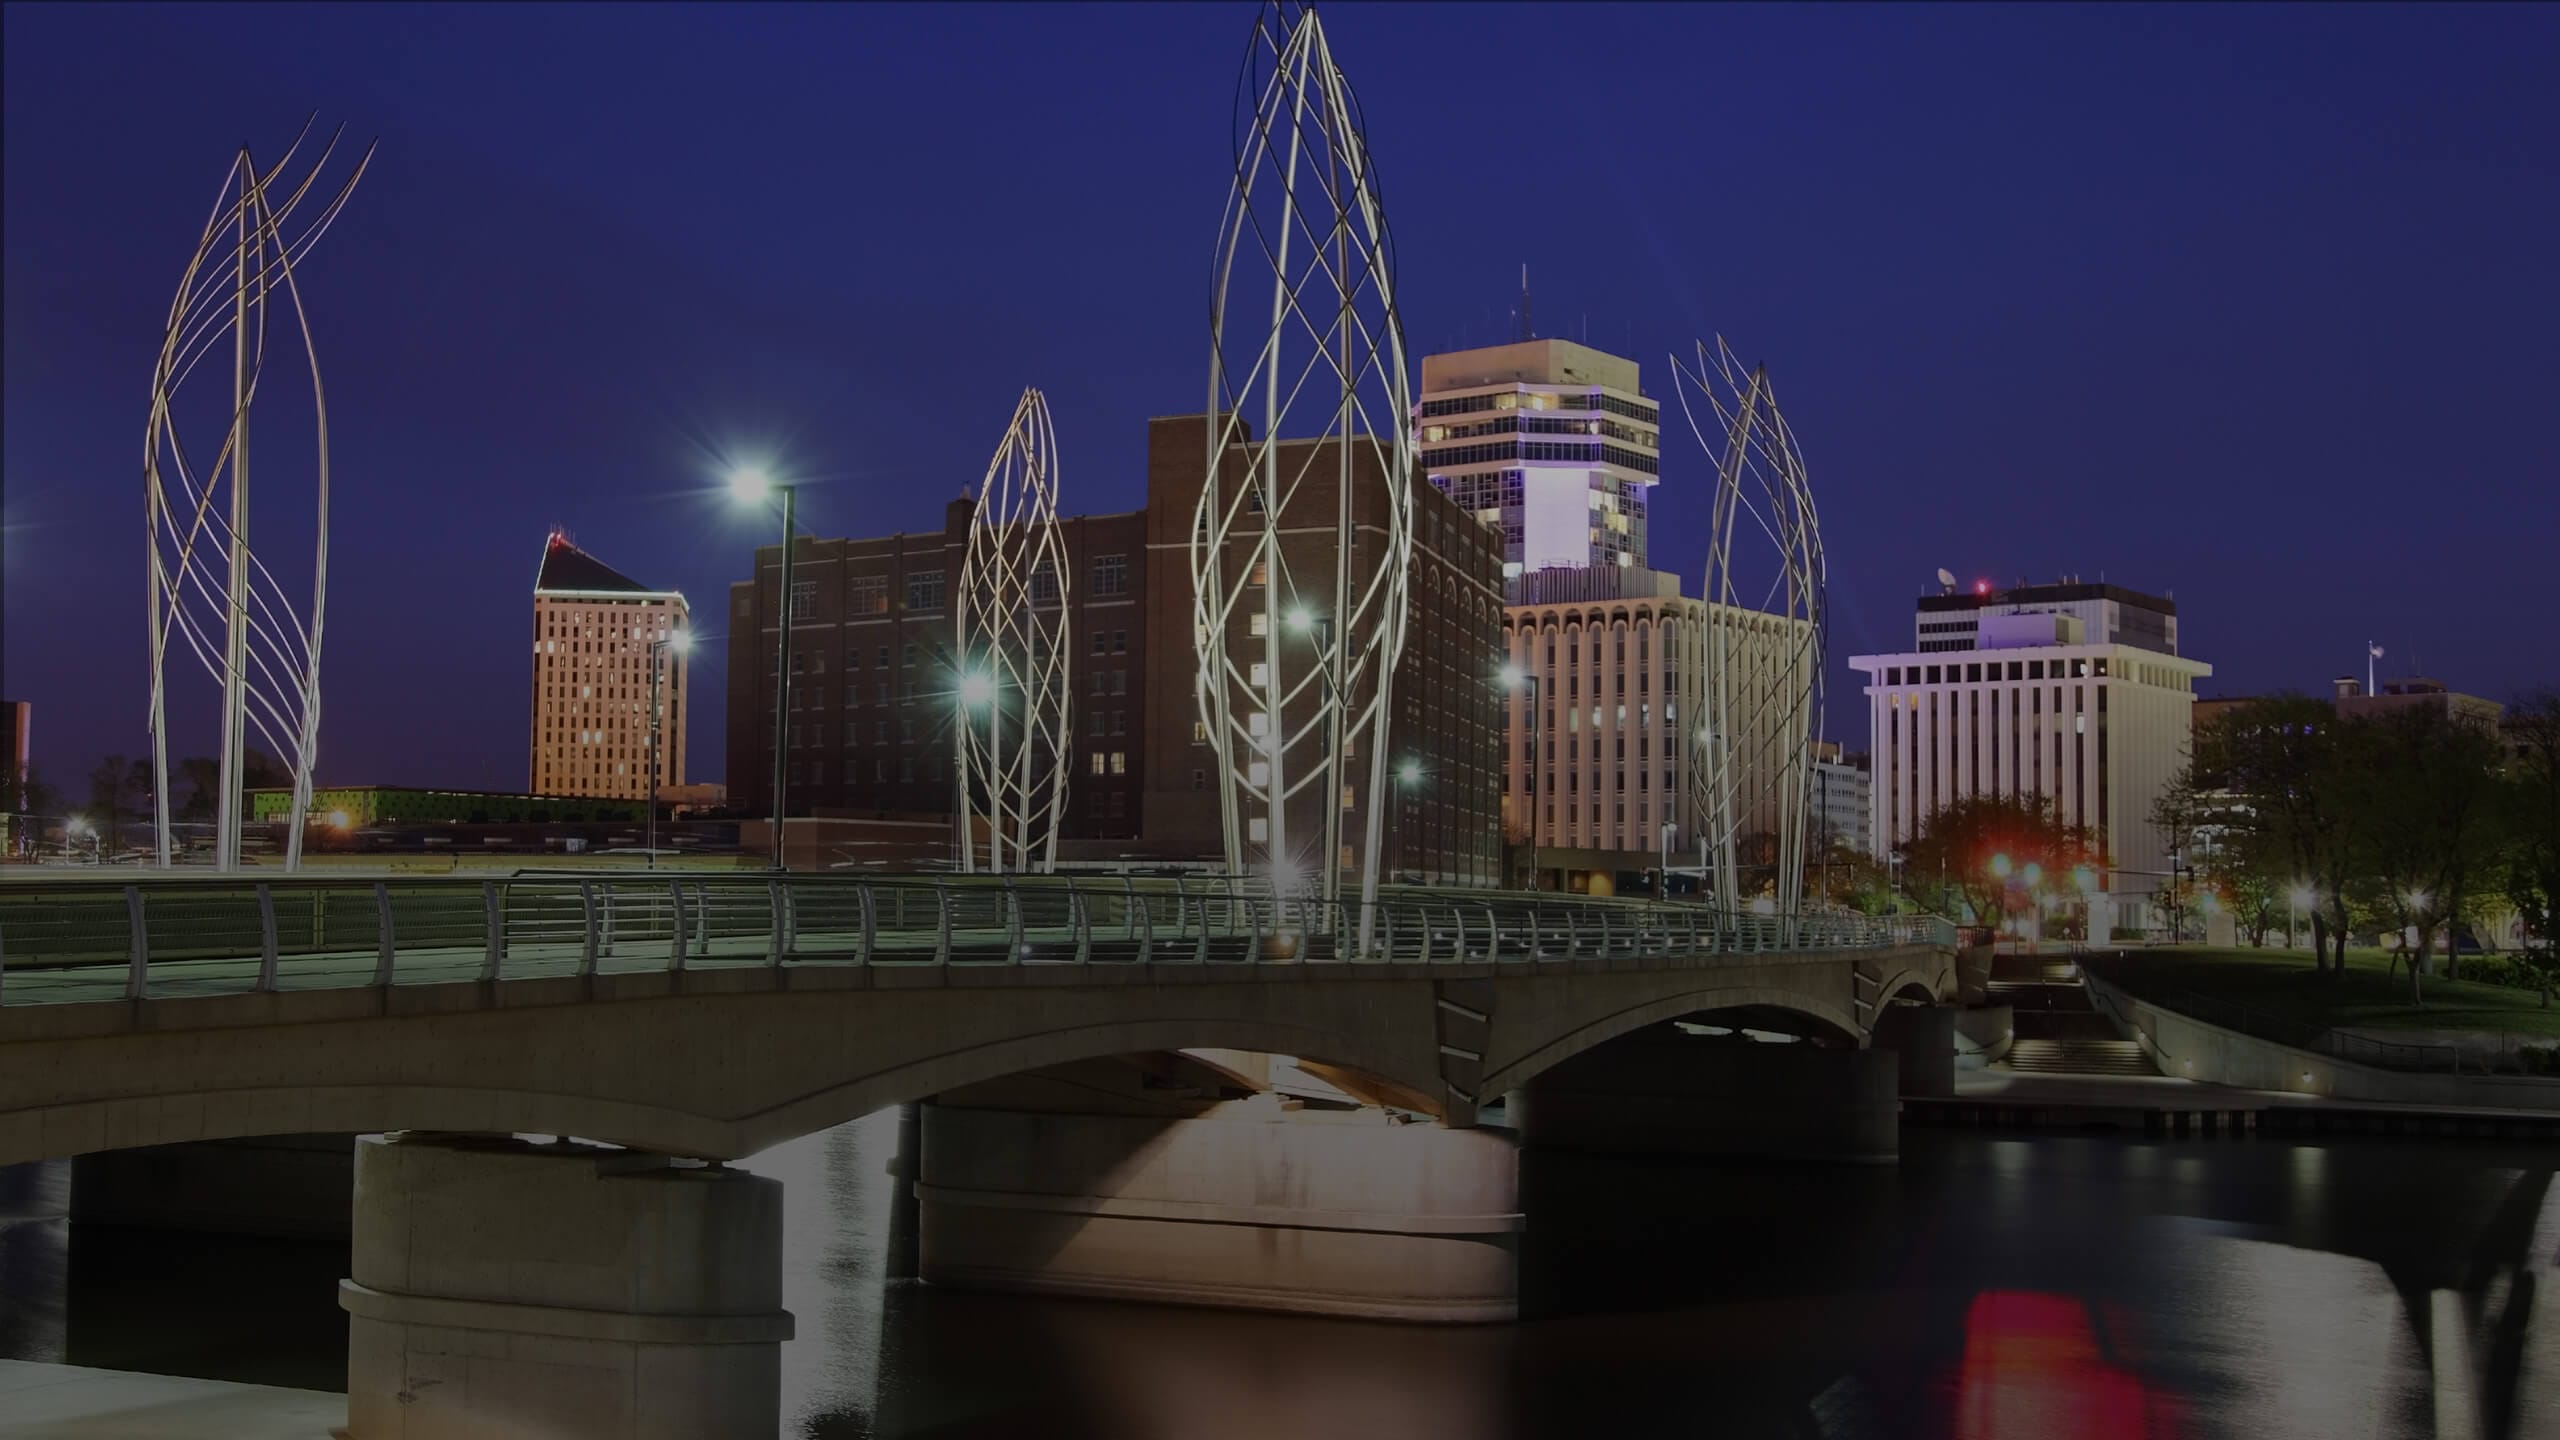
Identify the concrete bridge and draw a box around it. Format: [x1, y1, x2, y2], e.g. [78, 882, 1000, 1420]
[0, 871, 1966, 1439]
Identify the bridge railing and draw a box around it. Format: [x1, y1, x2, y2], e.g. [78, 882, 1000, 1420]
[0, 872, 1953, 1003]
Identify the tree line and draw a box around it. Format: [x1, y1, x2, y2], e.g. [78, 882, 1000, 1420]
[2157, 691, 2560, 1003]
[0, 750, 294, 854]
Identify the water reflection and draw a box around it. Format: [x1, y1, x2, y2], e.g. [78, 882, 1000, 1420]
[0, 1127, 2551, 1437]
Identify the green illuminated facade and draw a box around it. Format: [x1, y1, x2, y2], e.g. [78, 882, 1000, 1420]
[247, 786, 646, 826]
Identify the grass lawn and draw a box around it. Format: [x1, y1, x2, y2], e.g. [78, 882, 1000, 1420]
[2100, 945, 2560, 1040]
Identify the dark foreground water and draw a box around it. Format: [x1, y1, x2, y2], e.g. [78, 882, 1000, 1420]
[3, 1118, 2554, 1439]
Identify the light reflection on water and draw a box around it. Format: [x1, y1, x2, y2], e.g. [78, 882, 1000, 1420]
[2, 1127, 2553, 1438]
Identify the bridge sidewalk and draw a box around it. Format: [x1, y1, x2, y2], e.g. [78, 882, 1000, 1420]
[0, 1359, 340, 1439]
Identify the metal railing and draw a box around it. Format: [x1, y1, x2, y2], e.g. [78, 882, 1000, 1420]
[0, 872, 1956, 1005]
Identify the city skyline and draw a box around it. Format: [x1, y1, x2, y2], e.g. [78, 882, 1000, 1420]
[6, 3, 2557, 792]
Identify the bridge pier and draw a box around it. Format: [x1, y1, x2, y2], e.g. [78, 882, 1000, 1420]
[340, 1134, 791, 1440]
[1871, 1003, 1959, 1099]
[1509, 1025, 1902, 1164]
[917, 1100, 1522, 1322]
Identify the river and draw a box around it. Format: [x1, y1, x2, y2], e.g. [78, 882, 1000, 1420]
[3, 1116, 2554, 1438]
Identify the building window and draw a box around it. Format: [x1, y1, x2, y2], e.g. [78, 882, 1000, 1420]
[849, 576, 888, 615]
[790, 579, 818, 620]
[1111, 710, 1126, 735]
[906, 573, 945, 611]
[1191, 768, 1207, 790]
[1110, 752, 1126, 775]
[1093, 554, 1128, 596]
[1030, 563, 1061, 605]
[1113, 629, 1128, 655]
[1090, 752, 1107, 775]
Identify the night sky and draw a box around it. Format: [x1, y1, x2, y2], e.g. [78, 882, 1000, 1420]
[5, 2, 2554, 795]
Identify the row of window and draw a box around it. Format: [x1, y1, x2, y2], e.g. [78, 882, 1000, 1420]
[1418, 439, 1663, 475]
[1885, 658, 2108, 685]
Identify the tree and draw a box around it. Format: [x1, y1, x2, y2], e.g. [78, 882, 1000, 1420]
[2194, 695, 2363, 975]
[2502, 690, 2560, 1004]
[1902, 793, 2093, 931]
[2344, 706, 2507, 1003]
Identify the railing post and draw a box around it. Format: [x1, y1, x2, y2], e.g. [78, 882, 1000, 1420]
[853, 882, 876, 964]
[668, 880, 687, 972]
[1525, 906, 1540, 961]
[579, 881, 600, 977]
[1451, 903, 1467, 964]
[479, 881, 505, 982]
[1122, 873, 1140, 940]
[768, 878, 789, 967]
[1381, 900, 1396, 961]
[373, 883, 395, 985]
[1247, 890, 1263, 964]
[255, 884, 280, 993]
[693, 880, 712, 959]
[1134, 881, 1154, 964]
[1191, 893, 1210, 964]
[1071, 882, 1091, 964]
[124, 885, 148, 1000]
[1003, 877, 1024, 963]
[935, 882, 953, 965]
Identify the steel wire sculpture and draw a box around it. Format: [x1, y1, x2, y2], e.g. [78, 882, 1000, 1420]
[954, 388, 1073, 874]
[1197, 1, 1413, 948]
[1673, 337, 1827, 921]
[144, 119, 373, 870]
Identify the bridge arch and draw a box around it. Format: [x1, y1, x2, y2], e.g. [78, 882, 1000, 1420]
[1479, 984, 1868, 1099]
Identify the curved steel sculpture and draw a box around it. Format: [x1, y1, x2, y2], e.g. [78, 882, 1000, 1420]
[1673, 338, 1828, 919]
[954, 388, 1074, 873]
[1197, 1, 1413, 945]
[144, 119, 373, 870]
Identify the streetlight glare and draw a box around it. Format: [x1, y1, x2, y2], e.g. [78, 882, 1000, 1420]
[2073, 865, 2097, 893]
[2022, 862, 2042, 887]
[1286, 605, 1314, 634]
[727, 466, 773, 504]
[1398, 759, 1422, 785]
[1498, 662, 1525, 689]
[958, 671, 997, 707]
[2290, 884, 2317, 909]
[1989, 853, 2012, 879]
[666, 630, 692, 655]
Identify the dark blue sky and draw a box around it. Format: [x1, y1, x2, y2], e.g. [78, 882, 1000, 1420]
[6, 2, 2555, 793]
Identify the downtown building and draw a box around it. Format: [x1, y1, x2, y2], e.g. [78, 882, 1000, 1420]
[1425, 338, 1807, 893]
[529, 534, 691, 802]
[724, 414, 1506, 883]
[1850, 579, 2210, 922]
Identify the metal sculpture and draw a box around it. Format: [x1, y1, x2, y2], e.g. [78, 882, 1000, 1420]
[1197, 1, 1413, 947]
[144, 119, 373, 870]
[954, 388, 1073, 873]
[1673, 337, 1827, 919]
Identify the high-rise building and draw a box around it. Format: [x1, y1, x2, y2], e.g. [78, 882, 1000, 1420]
[1914, 579, 2178, 656]
[1414, 340, 1661, 589]
[1497, 564, 1811, 892]
[1850, 609, 2213, 919]
[529, 534, 690, 802]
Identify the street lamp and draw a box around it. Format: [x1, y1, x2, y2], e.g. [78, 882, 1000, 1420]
[729, 466, 796, 870]
[1989, 853, 2012, 880]
[1397, 758, 1422, 786]
[1499, 660, 1540, 892]
[2288, 883, 2315, 949]
[647, 628, 691, 870]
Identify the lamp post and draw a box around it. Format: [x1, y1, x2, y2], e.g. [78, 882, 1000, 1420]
[1500, 661, 1540, 892]
[2287, 884, 2314, 949]
[730, 467, 795, 870]
[646, 629, 690, 871]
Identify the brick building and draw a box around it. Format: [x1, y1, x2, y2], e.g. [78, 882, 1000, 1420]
[726, 415, 1505, 882]
[529, 535, 689, 802]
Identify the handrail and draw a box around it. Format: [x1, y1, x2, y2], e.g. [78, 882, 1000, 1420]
[0, 871, 1958, 1005]
[2083, 956, 2466, 1075]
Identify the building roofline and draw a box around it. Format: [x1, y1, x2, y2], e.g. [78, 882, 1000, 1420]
[1916, 581, 2176, 616]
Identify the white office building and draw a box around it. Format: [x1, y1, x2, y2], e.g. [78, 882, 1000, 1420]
[1811, 747, 1871, 852]
[1850, 610, 2211, 925]
[1416, 339, 1661, 586]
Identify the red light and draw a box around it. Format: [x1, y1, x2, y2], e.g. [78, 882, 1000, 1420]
[1975, 580, 1991, 595]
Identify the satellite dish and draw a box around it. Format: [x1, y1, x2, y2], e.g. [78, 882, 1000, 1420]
[1935, 567, 1957, 590]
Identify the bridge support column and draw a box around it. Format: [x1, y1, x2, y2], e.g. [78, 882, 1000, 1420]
[1510, 1026, 1899, 1164]
[1872, 1003, 1958, 1099]
[918, 1102, 1522, 1322]
[340, 1135, 790, 1440]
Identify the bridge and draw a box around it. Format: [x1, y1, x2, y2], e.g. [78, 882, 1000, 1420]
[0, 871, 1967, 1438]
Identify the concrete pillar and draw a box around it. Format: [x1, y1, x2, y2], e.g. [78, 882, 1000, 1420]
[341, 1135, 791, 1440]
[1872, 1004, 1958, 1098]
[72, 1134, 353, 1239]
[918, 1102, 1521, 1322]
[1510, 1026, 1899, 1164]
